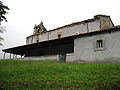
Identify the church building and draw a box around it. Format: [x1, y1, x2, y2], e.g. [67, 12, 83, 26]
[2, 15, 120, 62]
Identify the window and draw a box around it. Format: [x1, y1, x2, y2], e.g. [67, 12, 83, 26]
[94, 38, 106, 51]
[36, 36, 39, 43]
[36, 40, 39, 43]
[96, 40, 103, 48]
[58, 34, 61, 39]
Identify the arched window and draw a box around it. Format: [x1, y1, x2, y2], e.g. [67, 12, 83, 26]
[58, 34, 61, 39]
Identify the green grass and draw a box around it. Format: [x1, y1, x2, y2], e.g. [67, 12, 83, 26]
[0, 60, 120, 90]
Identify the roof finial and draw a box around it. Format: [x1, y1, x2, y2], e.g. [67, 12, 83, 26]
[40, 20, 43, 25]
[33, 20, 47, 34]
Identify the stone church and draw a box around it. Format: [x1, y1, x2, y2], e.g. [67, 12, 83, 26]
[2, 15, 120, 62]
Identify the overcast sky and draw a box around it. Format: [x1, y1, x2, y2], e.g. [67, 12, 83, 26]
[0, 0, 120, 59]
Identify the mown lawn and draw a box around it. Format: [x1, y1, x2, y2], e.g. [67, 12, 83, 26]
[0, 60, 120, 90]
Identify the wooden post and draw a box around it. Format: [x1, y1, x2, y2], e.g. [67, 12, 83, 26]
[10, 53, 11, 59]
[15, 55, 17, 58]
[13, 54, 14, 59]
[3, 52, 6, 59]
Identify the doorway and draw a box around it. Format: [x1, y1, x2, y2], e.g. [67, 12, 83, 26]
[59, 54, 66, 62]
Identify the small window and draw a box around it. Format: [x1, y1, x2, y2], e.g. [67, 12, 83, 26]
[96, 40, 103, 48]
[36, 40, 39, 43]
[94, 38, 105, 51]
[58, 34, 61, 39]
[37, 30, 39, 33]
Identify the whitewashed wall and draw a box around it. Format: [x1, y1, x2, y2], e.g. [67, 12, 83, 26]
[70, 31, 120, 62]
[88, 20, 100, 32]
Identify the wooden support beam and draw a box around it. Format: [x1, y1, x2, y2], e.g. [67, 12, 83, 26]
[13, 54, 15, 59]
[15, 55, 17, 58]
[3, 52, 6, 59]
[10, 53, 11, 59]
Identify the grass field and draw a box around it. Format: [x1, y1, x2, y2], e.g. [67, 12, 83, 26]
[0, 60, 120, 90]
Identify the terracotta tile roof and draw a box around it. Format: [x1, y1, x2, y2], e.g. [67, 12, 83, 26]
[80, 25, 120, 35]
[112, 25, 120, 28]
[100, 25, 120, 31]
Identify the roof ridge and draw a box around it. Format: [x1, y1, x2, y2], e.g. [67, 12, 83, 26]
[48, 14, 110, 32]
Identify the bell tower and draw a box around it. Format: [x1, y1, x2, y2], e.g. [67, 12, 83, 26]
[33, 21, 47, 34]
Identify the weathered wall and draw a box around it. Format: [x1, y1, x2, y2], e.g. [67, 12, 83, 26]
[69, 30, 120, 62]
[26, 15, 114, 45]
[100, 16, 114, 30]
[26, 32, 49, 44]
[26, 19, 100, 44]
[66, 53, 75, 62]
[88, 20, 100, 32]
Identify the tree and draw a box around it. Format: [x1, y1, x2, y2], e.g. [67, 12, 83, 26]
[0, 1, 9, 46]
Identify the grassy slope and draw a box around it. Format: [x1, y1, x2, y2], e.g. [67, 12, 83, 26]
[0, 60, 120, 90]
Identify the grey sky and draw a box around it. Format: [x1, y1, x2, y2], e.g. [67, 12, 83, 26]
[0, 0, 120, 59]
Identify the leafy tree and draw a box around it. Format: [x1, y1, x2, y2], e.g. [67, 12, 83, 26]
[0, 1, 9, 46]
